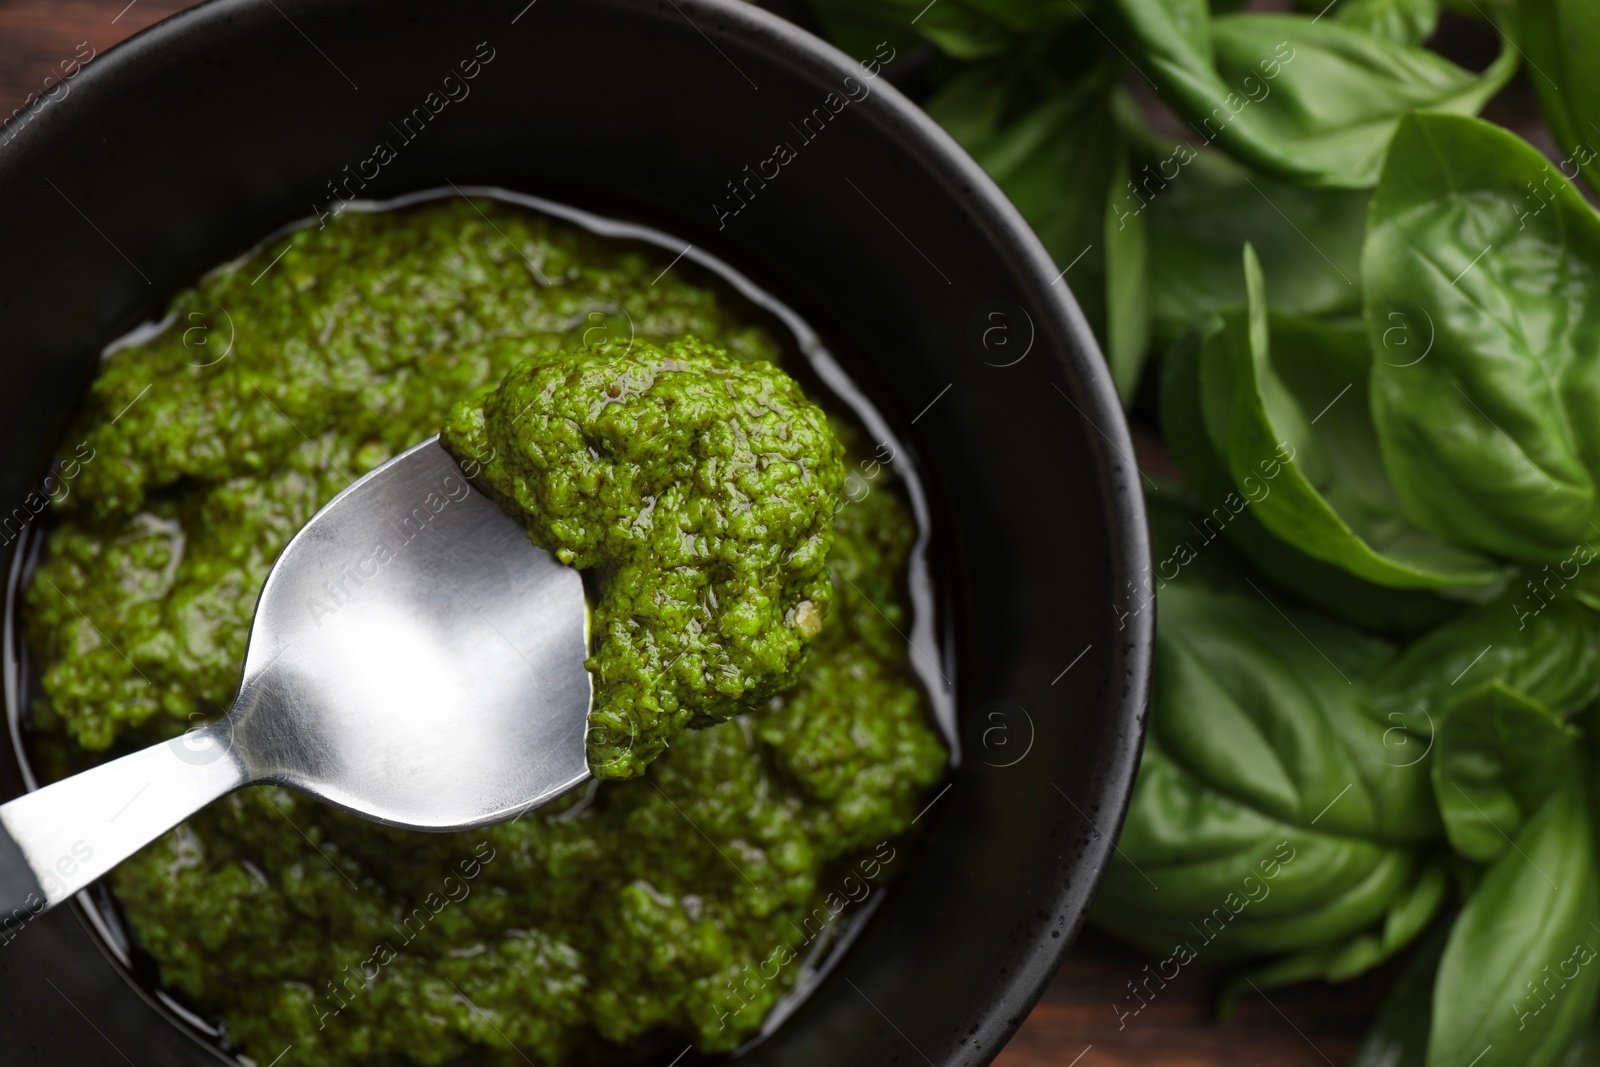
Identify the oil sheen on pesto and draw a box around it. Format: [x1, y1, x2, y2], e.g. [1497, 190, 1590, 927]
[443, 339, 845, 778]
[22, 199, 946, 1066]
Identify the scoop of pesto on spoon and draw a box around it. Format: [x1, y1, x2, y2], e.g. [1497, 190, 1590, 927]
[443, 337, 846, 778]
[0, 337, 844, 920]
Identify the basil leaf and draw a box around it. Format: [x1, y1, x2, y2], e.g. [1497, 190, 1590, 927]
[808, 0, 1086, 59]
[933, 0, 1088, 34]
[1218, 859, 1448, 1010]
[969, 73, 1118, 336]
[923, 63, 1010, 155]
[1093, 742, 1432, 964]
[1151, 583, 1438, 843]
[1334, 0, 1441, 45]
[1348, 926, 1449, 1067]
[1431, 683, 1579, 862]
[1365, 113, 1600, 563]
[1205, 244, 1503, 589]
[1428, 771, 1600, 1067]
[1292, 0, 1441, 42]
[918, 0, 1090, 58]
[1161, 326, 1462, 634]
[1093, 583, 1443, 967]
[1517, 0, 1600, 194]
[803, 0, 924, 63]
[1136, 134, 1369, 343]
[914, 5, 1025, 59]
[1557, 1015, 1600, 1065]
[1109, 0, 1516, 187]
[1367, 593, 1600, 738]
[1105, 146, 1151, 405]
[1143, 479, 1259, 594]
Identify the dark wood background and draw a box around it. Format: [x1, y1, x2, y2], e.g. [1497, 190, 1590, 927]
[4, 1, 1530, 1064]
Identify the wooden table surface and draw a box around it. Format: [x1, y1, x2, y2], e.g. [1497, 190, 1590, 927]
[0, 2, 1412, 1064]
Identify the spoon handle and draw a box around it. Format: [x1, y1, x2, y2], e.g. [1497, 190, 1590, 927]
[0, 722, 246, 933]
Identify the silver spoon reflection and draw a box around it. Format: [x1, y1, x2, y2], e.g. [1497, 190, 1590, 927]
[0, 437, 590, 918]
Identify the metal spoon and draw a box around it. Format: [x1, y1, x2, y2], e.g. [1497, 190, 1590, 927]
[0, 437, 591, 925]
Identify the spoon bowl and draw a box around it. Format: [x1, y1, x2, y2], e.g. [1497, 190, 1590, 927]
[0, 437, 591, 918]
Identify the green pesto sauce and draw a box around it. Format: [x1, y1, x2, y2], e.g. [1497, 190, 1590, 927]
[22, 199, 946, 1065]
[442, 339, 845, 779]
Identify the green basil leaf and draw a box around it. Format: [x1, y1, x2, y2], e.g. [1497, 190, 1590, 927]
[918, 0, 1090, 58]
[969, 74, 1118, 341]
[1105, 147, 1151, 405]
[1517, 0, 1600, 194]
[1557, 1014, 1600, 1065]
[1160, 326, 1462, 634]
[1143, 478, 1259, 594]
[1378, 862, 1452, 967]
[1348, 926, 1449, 1067]
[803, 0, 924, 64]
[1108, 0, 1516, 187]
[1432, 683, 1580, 862]
[1206, 244, 1504, 589]
[1333, 0, 1441, 45]
[1135, 134, 1369, 343]
[1218, 859, 1448, 1011]
[913, 4, 1025, 59]
[935, 0, 1087, 34]
[1367, 593, 1600, 737]
[1365, 113, 1600, 564]
[1094, 583, 1444, 968]
[1428, 771, 1600, 1067]
[1093, 742, 1431, 964]
[1291, 0, 1441, 42]
[923, 63, 1010, 155]
[808, 0, 1087, 59]
[1152, 583, 1438, 843]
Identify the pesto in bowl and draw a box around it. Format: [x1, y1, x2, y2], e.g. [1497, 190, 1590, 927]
[20, 197, 946, 1066]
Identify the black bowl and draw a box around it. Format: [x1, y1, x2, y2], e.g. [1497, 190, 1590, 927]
[0, 1, 1152, 1063]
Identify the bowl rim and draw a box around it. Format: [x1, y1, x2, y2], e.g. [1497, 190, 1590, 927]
[0, 0, 1156, 1061]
